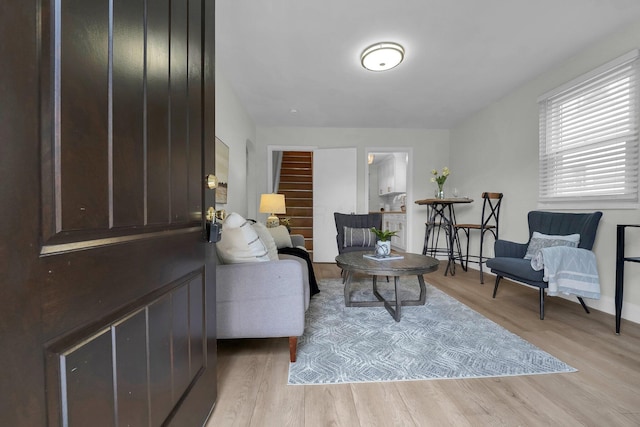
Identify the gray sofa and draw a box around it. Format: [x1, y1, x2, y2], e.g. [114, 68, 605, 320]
[216, 234, 309, 362]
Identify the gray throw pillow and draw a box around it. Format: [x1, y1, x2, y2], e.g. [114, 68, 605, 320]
[524, 231, 580, 259]
[343, 227, 376, 247]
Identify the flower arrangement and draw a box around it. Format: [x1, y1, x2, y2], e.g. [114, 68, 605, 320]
[370, 227, 398, 242]
[279, 217, 292, 231]
[431, 167, 450, 197]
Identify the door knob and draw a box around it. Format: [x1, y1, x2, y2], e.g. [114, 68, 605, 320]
[206, 207, 215, 222]
[205, 174, 218, 190]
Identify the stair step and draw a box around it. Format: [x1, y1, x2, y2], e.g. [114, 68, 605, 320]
[281, 168, 312, 177]
[285, 217, 313, 228]
[279, 182, 312, 191]
[283, 151, 312, 159]
[280, 173, 312, 183]
[285, 207, 313, 217]
[280, 190, 312, 200]
[283, 198, 312, 208]
[282, 159, 312, 166]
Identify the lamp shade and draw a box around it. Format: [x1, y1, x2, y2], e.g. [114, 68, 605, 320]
[259, 193, 286, 227]
[259, 193, 286, 214]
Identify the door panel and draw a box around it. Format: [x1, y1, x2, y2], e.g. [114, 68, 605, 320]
[0, 1, 217, 426]
[59, 0, 110, 232]
[45, 271, 207, 426]
[115, 310, 149, 427]
[147, 0, 172, 225]
[313, 147, 358, 262]
[113, 0, 146, 227]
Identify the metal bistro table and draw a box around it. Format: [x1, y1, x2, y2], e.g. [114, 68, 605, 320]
[335, 252, 439, 321]
[415, 197, 473, 276]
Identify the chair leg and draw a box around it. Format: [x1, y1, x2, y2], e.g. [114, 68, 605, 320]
[540, 288, 545, 320]
[462, 229, 469, 271]
[289, 336, 298, 363]
[577, 297, 590, 314]
[492, 275, 502, 298]
[479, 230, 484, 284]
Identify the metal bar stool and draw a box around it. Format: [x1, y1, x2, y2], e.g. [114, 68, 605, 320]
[454, 192, 503, 283]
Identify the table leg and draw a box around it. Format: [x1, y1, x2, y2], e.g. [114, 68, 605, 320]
[343, 270, 353, 307]
[392, 276, 401, 321]
[445, 204, 456, 276]
[373, 276, 402, 321]
[417, 274, 427, 305]
[615, 225, 625, 334]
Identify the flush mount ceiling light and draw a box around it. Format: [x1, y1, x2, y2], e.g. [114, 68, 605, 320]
[361, 42, 405, 71]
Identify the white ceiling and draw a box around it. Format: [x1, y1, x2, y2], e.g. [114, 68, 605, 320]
[215, 0, 640, 129]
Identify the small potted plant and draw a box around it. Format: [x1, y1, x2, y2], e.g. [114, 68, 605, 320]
[370, 227, 398, 257]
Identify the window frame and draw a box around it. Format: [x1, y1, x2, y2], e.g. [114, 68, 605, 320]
[537, 49, 640, 210]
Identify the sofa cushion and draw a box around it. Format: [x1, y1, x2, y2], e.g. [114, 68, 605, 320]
[343, 226, 376, 248]
[217, 212, 270, 264]
[252, 221, 279, 261]
[523, 232, 580, 260]
[268, 225, 293, 249]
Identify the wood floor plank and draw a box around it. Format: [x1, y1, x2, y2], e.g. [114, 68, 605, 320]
[304, 384, 360, 427]
[208, 340, 271, 426]
[249, 339, 305, 426]
[208, 261, 640, 426]
[394, 380, 473, 426]
[350, 382, 415, 426]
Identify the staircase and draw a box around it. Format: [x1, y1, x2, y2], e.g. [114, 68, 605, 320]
[277, 151, 313, 254]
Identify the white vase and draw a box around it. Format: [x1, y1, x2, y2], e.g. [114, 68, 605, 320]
[375, 240, 391, 257]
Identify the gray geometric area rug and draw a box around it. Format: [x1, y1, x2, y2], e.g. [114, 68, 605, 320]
[288, 278, 576, 385]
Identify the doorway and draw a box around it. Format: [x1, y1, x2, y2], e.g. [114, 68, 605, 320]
[365, 148, 413, 252]
[267, 146, 358, 262]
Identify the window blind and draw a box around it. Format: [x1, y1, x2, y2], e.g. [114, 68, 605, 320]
[538, 50, 639, 204]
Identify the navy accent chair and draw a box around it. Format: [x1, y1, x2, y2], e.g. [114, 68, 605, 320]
[334, 212, 383, 254]
[486, 210, 602, 319]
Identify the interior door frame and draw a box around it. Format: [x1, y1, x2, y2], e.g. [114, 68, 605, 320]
[364, 147, 413, 253]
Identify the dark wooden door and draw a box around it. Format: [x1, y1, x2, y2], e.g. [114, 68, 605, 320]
[0, 1, 217, 426]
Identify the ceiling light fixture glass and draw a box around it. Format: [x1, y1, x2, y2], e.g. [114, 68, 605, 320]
[361, 42, 405, 72]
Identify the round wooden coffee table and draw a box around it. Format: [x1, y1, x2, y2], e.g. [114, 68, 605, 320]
[335, 252, 439, 321]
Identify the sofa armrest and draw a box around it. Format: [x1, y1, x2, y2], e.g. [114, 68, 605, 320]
[278, 254, 310, 305]
[216, 260, 307, 339]
[494, 240, 528, 258]
[290, 234, 306, 249]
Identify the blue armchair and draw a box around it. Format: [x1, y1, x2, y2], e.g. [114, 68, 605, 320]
[486, 210, 602, 319]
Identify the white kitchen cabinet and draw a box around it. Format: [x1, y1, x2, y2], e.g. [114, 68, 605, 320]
[384, 213, 407, 251]
[378, 154, 407, 195]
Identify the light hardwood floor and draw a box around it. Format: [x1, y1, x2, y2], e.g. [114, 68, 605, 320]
[207, 261, 640, 426]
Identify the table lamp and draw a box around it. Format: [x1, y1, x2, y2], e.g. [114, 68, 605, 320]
[259, 193, 286, 228]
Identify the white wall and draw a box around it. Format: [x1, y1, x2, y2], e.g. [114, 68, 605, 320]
[450, 18, 640, 325]
[255, 127, 450, 254]
[214, 69, 256, 217]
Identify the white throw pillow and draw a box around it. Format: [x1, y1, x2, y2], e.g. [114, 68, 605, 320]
[267, 225, 293, 249]
[223, 211, 247, 228]
[252, 221, 279, 261]
[217, 212, 270, 264]
[524, 231, 580, 260]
